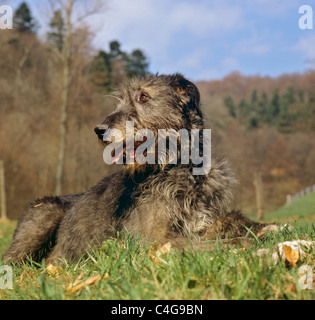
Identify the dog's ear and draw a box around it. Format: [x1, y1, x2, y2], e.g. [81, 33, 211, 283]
[174, 74, 202, 117]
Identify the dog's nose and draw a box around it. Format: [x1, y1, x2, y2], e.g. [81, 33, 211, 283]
[94, 124, 109, 140]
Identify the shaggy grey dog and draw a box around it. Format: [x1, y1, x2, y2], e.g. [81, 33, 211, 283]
[5, 73, 271, 264]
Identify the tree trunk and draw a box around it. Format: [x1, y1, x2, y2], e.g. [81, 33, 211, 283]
[0, 160, 7, 220]
[55, 0, 72, 195]
[253, 172, 263, 220]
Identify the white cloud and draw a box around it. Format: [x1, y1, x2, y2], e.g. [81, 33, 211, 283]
[92, 0, 243, 73]
[241, 0, 302, 16]
[250, 44, 272, 55]
[167, 2, 243, 37]
[221, 57, 240, 70]
[234, 35, 272, 56]
[293, 34, 315, 63]
[157, 48, 210, 77]
[97, 0, 243, 40]
[19, 0, 310, 80]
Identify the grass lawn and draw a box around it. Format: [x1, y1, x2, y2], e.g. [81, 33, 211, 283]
[0, 194, 314, 300]
[265, 191, 315, 224]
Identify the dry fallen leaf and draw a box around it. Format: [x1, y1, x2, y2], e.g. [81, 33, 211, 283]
[283, 245, 299, 267]
[150, 242, 172, 265]
[66, 273, 109, 294]
[275, 240, 312, 265]
[228, 248, 246, 254]
[45, 263, 61, 278]
[256, 240, 314, 266]
[257, 223, 293, 238]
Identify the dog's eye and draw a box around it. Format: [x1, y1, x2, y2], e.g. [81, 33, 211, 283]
[137, 92, 149, 104]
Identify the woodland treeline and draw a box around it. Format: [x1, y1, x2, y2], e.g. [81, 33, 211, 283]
[0, 2, 314, 218]
[198, 71, 315, 214]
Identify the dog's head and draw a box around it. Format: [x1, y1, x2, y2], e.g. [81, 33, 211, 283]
[94, 73, 205, 173]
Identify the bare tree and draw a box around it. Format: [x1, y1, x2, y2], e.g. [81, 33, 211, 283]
[253, 172, 263, 220]
[0, 160, 7, 220]
[55, 0, 72, 195]
[52, 0, 105, 195]
[16, 45, 33, 82]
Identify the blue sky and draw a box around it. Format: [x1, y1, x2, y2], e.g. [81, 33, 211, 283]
[6, 0, 315, 81]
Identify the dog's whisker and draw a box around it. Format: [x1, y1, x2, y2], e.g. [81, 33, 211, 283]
[103, 94, 121, 102]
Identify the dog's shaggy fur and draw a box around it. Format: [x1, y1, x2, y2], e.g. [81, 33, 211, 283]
[5, 73, 271, 264]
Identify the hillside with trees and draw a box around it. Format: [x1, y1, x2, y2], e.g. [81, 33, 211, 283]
[0, 2, 314, 219]
[198, 71, 315, 215]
